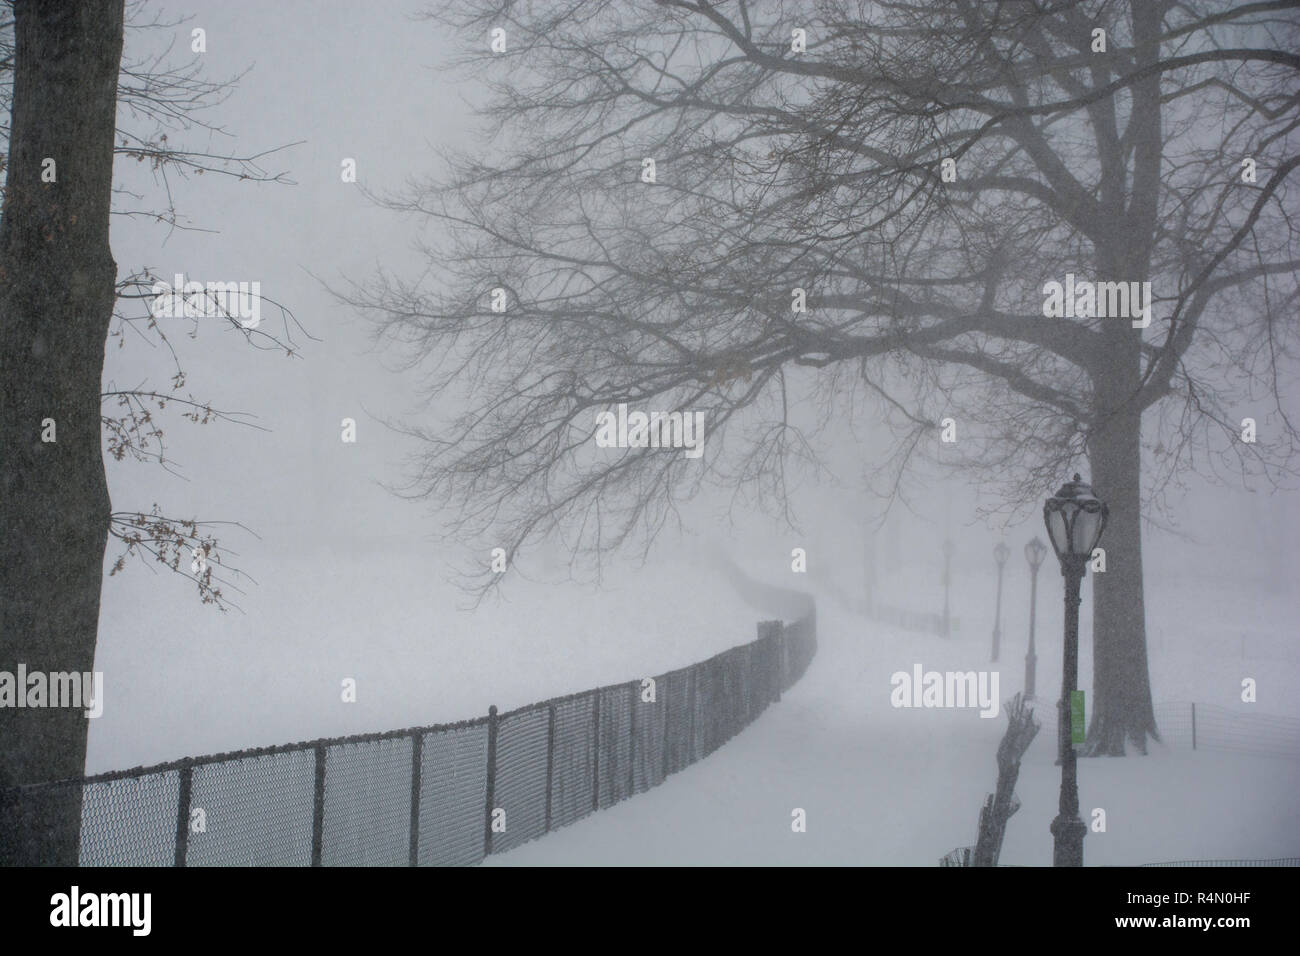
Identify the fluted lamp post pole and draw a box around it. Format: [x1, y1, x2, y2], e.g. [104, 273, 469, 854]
[991, 542, 1009, 662]
[1023, 537, 1048, 699]
[1043, 474, 1108, 868]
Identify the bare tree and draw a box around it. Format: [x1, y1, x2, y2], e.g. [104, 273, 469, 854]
[99, 3, 305, 609]
[0, 0, 299, 863]
[346, 0, 1299, 758]
[2, 3, 305, 611]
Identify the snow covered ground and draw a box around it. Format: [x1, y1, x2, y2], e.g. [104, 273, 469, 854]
[486, 591, 1300, 866]
[89, 459, 1300, 865]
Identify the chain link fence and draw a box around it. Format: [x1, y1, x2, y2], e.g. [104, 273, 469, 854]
[1151, 701, 1300, 760]
[1033, 699, 1300, 761]
[0, 611, 816, 866]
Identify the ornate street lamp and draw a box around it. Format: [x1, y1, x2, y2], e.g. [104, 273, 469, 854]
[1043, 474, 1108, 868]
[1023, 537, 1048, 699]
[991, 542, 1010, 662]
[942, 537, 955, 636]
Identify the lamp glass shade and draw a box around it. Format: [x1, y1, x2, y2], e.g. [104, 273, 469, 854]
[1045, 507, 1070, 557]
[994, 542, 1010, 566]
[1043, 475, 1108, 560]
[1072, 503, 1106, 555]
[1024, 536, 1047, 568]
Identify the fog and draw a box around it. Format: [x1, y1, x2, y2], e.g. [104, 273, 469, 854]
[74, 1, 1300, 866]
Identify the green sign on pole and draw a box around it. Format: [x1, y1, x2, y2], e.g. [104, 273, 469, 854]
[1070, 690, 1086, 744]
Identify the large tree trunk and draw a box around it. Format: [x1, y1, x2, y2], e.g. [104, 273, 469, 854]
[1084, 362, 1160, 757]
[0, 0, 125, 865]
[1082, 0, 1163, 758]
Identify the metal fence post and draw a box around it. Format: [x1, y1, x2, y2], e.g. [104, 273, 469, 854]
[758, 621, 782, 704]
[662, 675, 672, 780]
[1191, 702, 1197, 751]
[742, 649, 750, 726]
[408, 732, 423, 866]
[628, 680, 638, 796]
[173, 760, 194, 867]
[773, 625, 782, 703]
[311, 743, 327, 867]
[591, 691, 601, 812]
[728, 654, 736, 739]
[483, 705, 499, 856]
[545, 704, 556, 833]
[733, 650, 741, 731]
[779, 625, 788, 692]
[741, 646, 751, 726]
[688, 667, 698, 761]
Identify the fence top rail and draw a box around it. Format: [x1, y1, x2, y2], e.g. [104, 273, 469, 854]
[1, 610, 814, 800]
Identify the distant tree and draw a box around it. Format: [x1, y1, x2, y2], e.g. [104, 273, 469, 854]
[348, 0, 1300, 758]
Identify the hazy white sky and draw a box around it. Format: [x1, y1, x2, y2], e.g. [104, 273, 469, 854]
[107, 1, 471, 552]
[103, 0, 1300, 576]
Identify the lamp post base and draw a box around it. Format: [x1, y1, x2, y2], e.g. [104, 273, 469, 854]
[1050, 814, 1086, 867]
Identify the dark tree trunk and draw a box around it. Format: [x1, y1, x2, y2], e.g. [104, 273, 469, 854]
[1083, 0, 1163, 758]
[1084, 359, 1160, 757]
[0, 0, 125, 865]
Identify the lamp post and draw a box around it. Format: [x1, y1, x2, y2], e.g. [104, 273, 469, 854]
[991, 542, 1010, 662]
[942, 537, 954, 636]
[1023, 537, 1048, 699]
[1043, 474, 1108, 868]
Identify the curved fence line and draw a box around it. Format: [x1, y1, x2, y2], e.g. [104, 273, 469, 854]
[0, 610, 817, 866]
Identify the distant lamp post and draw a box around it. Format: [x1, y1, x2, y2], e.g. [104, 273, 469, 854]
[1043, 474, 1108, 868]
[991, 542, 1010, 662]
[942, 537, 955, 636]
[1023, 537, 1048, 699]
